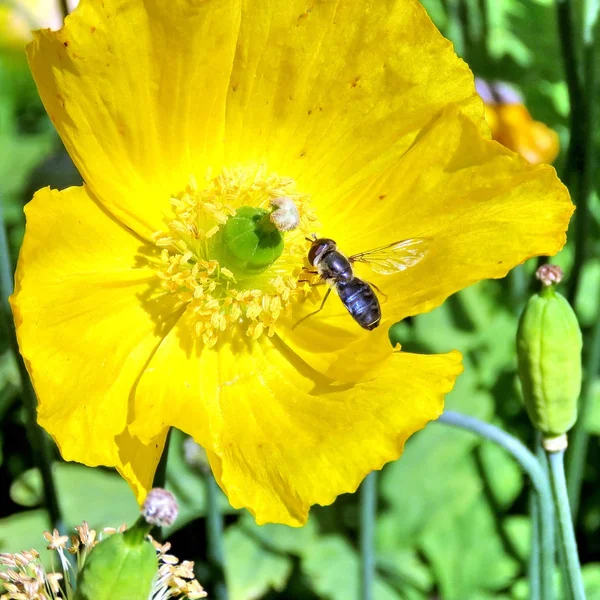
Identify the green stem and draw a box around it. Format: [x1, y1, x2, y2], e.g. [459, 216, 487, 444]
[555, 0, 598, 305]
[152, 428, 171, 489]
[205, 472, 228, 600]
[570, 8, 598, 307]
[529, 488, 542, 600]
[547, 450, 586, 599]
[528, 433, 546, 600]
[509, 265, 528, 312]
[360, 471, 377, 600]
[555, 0, 584, 190]
[477, 0, 489, 49]
[438, 411, 555, 600]
[0, 201, 63, 532]
[567, 319, 600, 516]
[150, 428, 172, 541]
[442, 0, 466, 57]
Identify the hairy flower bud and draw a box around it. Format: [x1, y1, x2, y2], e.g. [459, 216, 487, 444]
[142, 488, 179, 527]
[517, 280, 582, 438]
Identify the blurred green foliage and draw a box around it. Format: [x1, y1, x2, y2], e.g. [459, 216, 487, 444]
[1, 0, 600, 599]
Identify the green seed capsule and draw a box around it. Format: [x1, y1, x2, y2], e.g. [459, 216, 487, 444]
[217, 206, 284, 278]
[517, 285, 582, 437]
[74, 527, 157, 600]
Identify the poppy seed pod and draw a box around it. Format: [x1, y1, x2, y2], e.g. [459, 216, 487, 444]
[217, 206, 286, 278]
[517, 279, 582, 438]
[74, 524, 157, 600]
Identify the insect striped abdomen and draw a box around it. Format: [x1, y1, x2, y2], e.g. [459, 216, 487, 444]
[336, 278, 381, 330]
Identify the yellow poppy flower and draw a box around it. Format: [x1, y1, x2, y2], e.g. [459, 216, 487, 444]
[11, 0, 572, 526]
[476, 78, 560, 165]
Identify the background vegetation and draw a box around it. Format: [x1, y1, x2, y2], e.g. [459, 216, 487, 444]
[1, 0, 599, 598]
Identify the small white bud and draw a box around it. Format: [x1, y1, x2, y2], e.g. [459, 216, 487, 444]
[142, 488, 179, 527]
[269, 196, 300, 232]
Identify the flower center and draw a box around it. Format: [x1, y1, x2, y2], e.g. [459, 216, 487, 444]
[152, 166, 317, 347]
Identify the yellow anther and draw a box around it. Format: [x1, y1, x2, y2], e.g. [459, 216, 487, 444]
[152, 166, 317, 345]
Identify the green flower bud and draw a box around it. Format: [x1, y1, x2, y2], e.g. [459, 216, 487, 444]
[517, 276, 582, 438]
[74, 525, 157, 600]
[216, 206, 284, 278]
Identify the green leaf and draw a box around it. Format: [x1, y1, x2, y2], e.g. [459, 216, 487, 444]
[0, 509, 53, 563]
[237, 512, 318, 555]
[582, 564, 600, 598]
[505, 516, 531, 564]
[223, 525, 292, 600]
[379, 431, 481, 545]
[377, 548, 433, 594]
[8, 464, 139, 535]
[380, 378, 494, 545]
[478, 441, 524, 508]
[0, 350, 18, 384]
[576, 259, 600, 327]
[487, 2, 533, 65]
[301, 535, 400, 600]
[421, 495, 520, 598]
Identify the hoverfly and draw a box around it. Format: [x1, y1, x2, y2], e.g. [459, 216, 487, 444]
[299, 236, 428, 330]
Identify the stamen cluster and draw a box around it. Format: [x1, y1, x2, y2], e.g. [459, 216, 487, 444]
[152, 168, 317, 346]
[0, 524, 206, 600]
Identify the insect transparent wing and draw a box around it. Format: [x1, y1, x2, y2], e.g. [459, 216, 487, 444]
[349, 238, 429, 275]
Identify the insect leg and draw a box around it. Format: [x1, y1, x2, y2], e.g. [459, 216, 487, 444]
[298, 267, 320, 283]
[367, 281, 388, 300]
[292, 288, 332, 330]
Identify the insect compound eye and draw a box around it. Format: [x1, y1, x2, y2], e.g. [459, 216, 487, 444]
[308, 238, 336, 265]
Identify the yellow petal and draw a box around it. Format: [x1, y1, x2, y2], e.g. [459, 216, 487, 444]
[276, 305, 393, 383]
[10, 186, 181, 469]
[312, 106, 572, 325]
[225, 0, 486, 202]
[28, 0, 483, 239]
[115, 428, 170, 503]
[131, 316, 462, 525]
[272, 105, 569, 376]
[27, 0, 241, 238]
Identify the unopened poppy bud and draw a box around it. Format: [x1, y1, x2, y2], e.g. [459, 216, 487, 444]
[74, 522, 157, 600]
[517, 269, 582, 438]
[142, 488, 179, 527]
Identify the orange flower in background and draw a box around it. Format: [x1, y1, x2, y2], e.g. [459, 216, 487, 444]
[476, 78, 560, 165]
[11, 0, 573, 526]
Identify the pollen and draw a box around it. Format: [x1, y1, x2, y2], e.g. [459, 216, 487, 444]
[152, 166, 318, 346]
